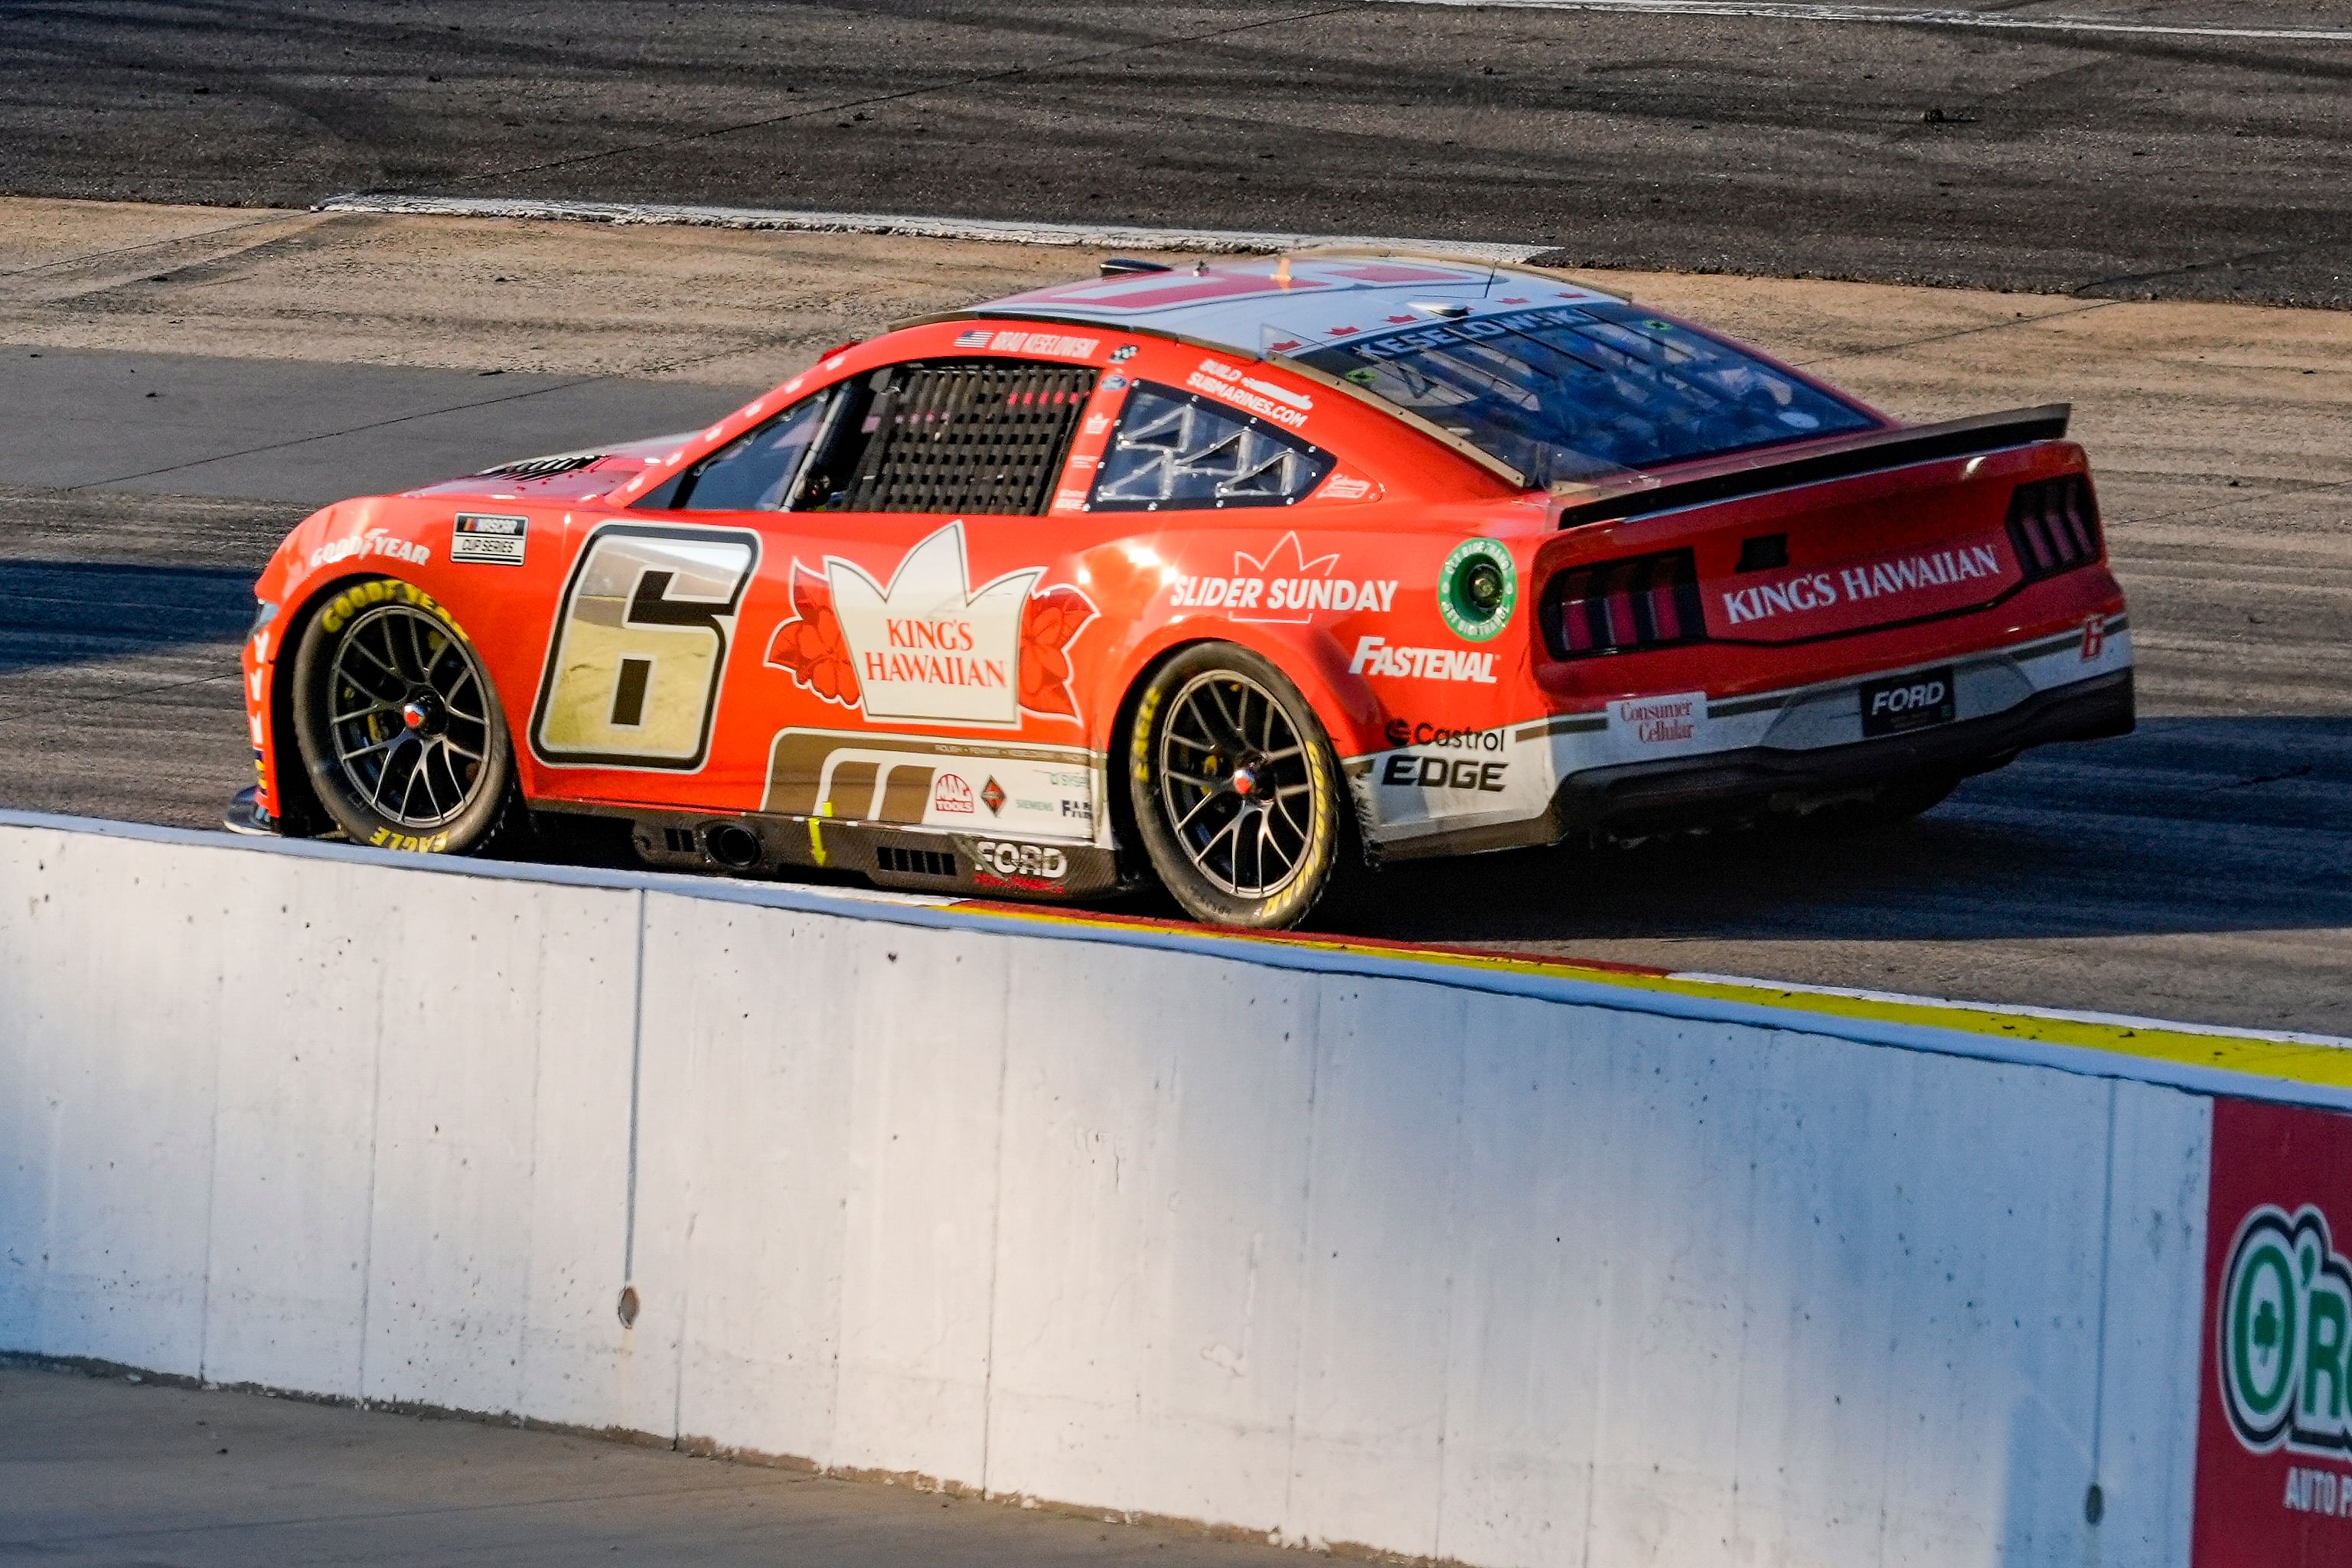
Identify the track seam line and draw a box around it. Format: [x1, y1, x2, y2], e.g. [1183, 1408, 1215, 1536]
[54, 316, 915, 491]
[399, 2, 1374, 199]
[1792, 298, 2121, 368]
[0, 670, 239, 731]
[1364, 1, 2352, 44]
[0, 214, 298, 283]
[314, 193, 1557, 264]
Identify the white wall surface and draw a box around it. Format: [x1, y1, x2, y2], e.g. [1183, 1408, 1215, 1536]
[0, 819, 2215, 1566]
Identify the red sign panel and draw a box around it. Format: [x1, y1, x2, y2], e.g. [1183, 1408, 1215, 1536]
[2197, 1097, 2352, 1565]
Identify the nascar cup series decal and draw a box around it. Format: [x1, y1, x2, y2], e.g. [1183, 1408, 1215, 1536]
[2195, 1099, 2352, 1566]
[451, 513, 527, 566]
[765, 522, 1097, 728]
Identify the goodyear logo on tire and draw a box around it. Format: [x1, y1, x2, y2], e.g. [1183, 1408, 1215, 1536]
[319, 579, 462, 639]
[2219, 1204, 2352, 1456]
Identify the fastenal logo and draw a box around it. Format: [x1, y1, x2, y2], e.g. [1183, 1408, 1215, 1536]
[2219, 1204, 2352, 1456]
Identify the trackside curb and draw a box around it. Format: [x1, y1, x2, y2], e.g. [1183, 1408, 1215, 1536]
[6, 807, 2346, 1112]
[312, 193, 1560, 262]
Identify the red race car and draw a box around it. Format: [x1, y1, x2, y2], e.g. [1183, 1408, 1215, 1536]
[228, 251, 2132, 927]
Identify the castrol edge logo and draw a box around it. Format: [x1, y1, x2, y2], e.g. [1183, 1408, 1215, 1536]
[2218, 1204, 2352, 1458]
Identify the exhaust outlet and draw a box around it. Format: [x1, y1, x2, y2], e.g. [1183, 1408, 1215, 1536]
[703, 823, 763, 871]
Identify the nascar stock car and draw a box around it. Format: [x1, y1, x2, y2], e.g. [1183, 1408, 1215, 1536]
[227, 251, 2132, 927]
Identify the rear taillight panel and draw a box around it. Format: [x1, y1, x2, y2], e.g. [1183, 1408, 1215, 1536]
[1539, 548, 1707, 660]
[2006, 474, 2102, 581]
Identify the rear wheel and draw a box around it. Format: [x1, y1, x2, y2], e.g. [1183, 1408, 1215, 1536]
[289, 579, 519, 854]
[1127, 644, 1349, 928]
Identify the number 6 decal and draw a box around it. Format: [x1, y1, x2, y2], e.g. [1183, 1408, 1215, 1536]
[531, 523, 761, 770]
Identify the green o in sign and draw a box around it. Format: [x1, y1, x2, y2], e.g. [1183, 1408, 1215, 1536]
[1440, 538, 1517, 642]
[2230, 1239, 2298, 1420]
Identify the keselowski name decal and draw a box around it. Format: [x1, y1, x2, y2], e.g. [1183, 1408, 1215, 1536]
[1721, 542, 2006, 628]
[954, 328, 1100, 358]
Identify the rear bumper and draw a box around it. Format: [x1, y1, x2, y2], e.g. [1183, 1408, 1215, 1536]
[1554, 667, 2132, 836]
[1359, 647, 2134, 861]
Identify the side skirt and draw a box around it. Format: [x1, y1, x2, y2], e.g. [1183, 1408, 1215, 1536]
[558, 801, 1134, 902]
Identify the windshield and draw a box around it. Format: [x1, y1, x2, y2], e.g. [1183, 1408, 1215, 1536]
[1297, 301, 1875, 486]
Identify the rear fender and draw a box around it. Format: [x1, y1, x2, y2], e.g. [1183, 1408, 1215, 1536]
[1099, 619, 1384, 763]
[1101, 624, 1385, 872]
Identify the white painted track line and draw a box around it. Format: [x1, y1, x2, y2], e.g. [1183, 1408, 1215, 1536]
[1367, 1, 2352, 43]
[316, 194, 1557, 262]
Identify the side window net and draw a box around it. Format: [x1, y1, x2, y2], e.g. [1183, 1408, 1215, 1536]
[808, 359, 1096, 516]
[1089, 383, 1335, 511]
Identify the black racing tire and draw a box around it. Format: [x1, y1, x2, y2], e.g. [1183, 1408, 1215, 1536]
[1126, 642, 1352, 929]
[289, 577, 522, 856]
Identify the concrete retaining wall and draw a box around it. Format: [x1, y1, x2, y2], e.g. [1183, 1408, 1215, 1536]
[0, 816, 2225, 1565]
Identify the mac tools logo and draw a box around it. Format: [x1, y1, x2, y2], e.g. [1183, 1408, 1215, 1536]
[766, 522, 1096, 728]
[2218, 1204, 2352, 1457]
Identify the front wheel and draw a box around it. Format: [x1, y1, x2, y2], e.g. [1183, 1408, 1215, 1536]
[289, 578, 520, 854]
[1127, 643, 1351, 928]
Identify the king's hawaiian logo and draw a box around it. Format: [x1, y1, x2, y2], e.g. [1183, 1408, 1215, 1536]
[2219, 1204, 2352, 1456]
[765, 521, 1095, 728]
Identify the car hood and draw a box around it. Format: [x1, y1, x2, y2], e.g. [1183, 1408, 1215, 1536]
[402, 432, 696, 504]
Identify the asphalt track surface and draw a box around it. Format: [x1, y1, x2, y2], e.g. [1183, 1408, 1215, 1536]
[0, 1364, 1300, 1567]
[5, 1, 2352, 307]
[4, 333, 2347, 1037]
[2, 193, 2349, 1035]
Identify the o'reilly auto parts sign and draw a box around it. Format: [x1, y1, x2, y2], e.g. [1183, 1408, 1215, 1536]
[2198, 1100, 2352, 1563]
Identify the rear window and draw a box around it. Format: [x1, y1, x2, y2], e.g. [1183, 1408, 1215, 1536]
[1090, 383, 1334, 510]
[1298, 302, 1874, 486]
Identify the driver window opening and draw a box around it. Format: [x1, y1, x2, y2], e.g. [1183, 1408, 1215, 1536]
[645, 357, 1098, 517]
[796, 358, 1098, 516]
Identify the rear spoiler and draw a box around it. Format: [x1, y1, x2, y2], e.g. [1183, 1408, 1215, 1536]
[1550, 404, 2071, 529]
